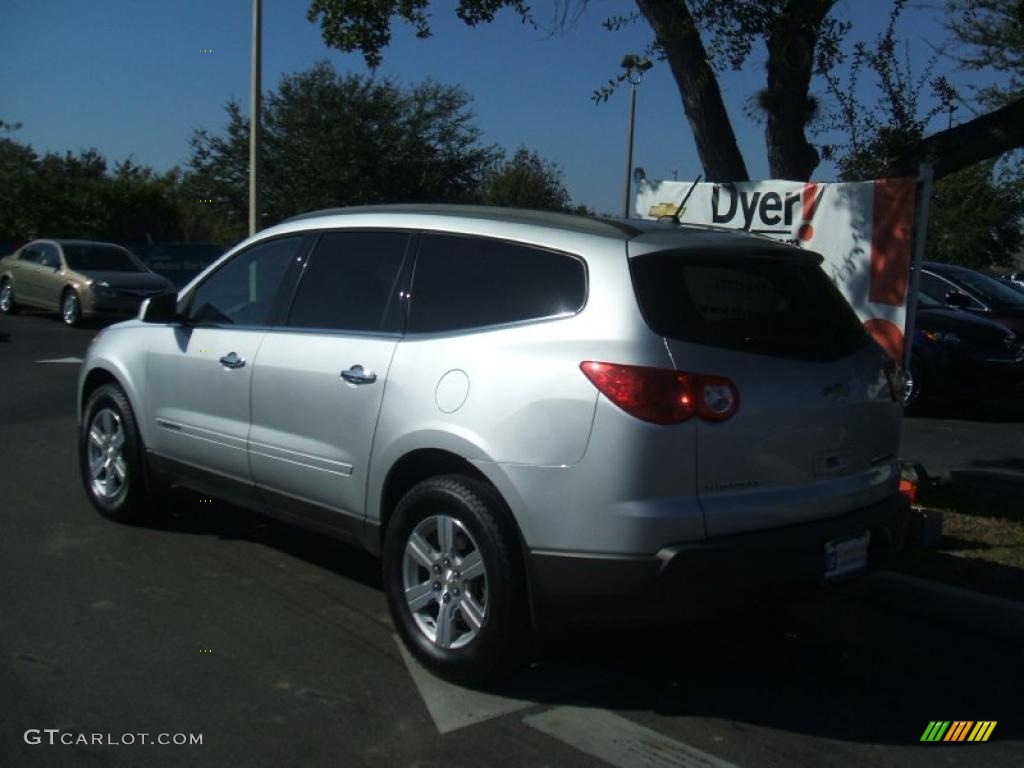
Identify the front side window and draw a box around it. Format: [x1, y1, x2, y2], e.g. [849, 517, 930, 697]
[186, 236, 304, 326]
[919, 271, 985, 310]
[20, 247, 41, 264]
[38, 244, 61, 268]
[63, 245, 145, 273]
[286, 230, 409, 332]
[408, 234, 586, 333]
[948, 269, 1024, 307]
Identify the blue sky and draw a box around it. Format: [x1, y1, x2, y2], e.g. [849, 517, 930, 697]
[0, 1, 999, 215]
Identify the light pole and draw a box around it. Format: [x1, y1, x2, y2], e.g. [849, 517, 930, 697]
[621, 54, 652, 218]
[249, 0, 262, 236]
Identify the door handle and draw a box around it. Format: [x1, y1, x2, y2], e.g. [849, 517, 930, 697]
[341, 365, 377, 384]
[219, 351, 246, 369]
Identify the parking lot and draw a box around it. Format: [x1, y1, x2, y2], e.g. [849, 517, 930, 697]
[2, 311, 1022, 767]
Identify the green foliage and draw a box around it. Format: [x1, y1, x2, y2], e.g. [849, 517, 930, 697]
[0, 122, 187, 244]
[947, 0, 1024, 106]
[824, 0, 959, 180]
[186, 63, 551, 241]
[478, 147, 570, 210]
[926, 160, 1024, 269]
[306, 0, 531, 69]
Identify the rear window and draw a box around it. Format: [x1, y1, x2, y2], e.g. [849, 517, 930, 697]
[409, 234, 586, 333]
[629, 251, 868, 362]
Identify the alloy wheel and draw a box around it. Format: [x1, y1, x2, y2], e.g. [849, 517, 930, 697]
[402, 514, 488, 650]
[62, 292, 79, 325]
[0, 282, 11, 312]
[87, 408, 128, 502]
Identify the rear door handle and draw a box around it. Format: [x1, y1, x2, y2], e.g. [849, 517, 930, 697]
[219, 352, 246, 369]
[341, 365, 377, 384]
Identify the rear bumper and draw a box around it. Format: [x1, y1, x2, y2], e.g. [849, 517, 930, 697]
[527, 493, 906, 629]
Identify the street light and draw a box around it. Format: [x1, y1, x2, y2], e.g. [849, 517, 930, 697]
[621, 54, 652, 218]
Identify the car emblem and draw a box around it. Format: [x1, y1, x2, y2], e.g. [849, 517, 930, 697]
[823, 381, 850, 401]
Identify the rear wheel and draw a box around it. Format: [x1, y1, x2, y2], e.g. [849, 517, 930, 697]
[383, 475, 526, 684]
[902, 357, 924, 411]
[0, 279, 18, 314]
[79, 384, 157, 522]
[62, 288, 81, 326]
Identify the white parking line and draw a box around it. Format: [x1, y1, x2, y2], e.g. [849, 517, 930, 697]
[394, 636, 535, 734]
[36, 357, 83, 364]
[523, 707, 739, 768]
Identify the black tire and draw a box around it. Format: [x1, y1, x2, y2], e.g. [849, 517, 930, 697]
[383, 475, 527, 684]
[79, 383, 158, 523]
[61, 288, 82, 326]
[0, 278, 19, 314]
[903, 357, 924, 412]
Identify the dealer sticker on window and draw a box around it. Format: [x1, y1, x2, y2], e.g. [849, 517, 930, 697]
[824, 532, 871, 579]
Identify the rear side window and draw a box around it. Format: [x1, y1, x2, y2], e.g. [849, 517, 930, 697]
[286, 231, 409, 332]
[630, 251, 868, 362]
[409, 234, 586, 333]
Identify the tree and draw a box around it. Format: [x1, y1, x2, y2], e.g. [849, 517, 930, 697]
[306, 0, 1024, 183]
[478, 147, 570, 210]
[826, 4, 1024, 270]
[925, 161, 1024, 269]
[186, 63, 501, 242]
[947, 0, 1024, 107]
[0, 122, 187, 244]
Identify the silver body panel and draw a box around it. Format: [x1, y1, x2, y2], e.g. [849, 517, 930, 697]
[79, 206, 902, 573]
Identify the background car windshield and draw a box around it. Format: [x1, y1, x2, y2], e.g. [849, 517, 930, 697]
[949, 269, 1024, 306]
[64, 245, 146, 273]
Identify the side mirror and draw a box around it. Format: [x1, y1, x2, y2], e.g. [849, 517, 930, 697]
[141, 291, 180, 324]
[945, 291, 970, 309]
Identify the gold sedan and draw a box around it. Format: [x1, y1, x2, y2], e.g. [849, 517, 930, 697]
[0, 239, 174, 326]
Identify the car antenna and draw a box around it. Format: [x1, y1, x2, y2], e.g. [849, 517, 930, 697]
[672, 174, 702, 224]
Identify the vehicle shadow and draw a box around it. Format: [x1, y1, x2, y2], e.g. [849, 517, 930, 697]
[143, 488, 382, 591]
[907, 397, 1024, 423]
[140, 488, 1023, 747]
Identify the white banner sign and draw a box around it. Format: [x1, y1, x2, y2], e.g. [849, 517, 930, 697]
[634, 178, 917, 360]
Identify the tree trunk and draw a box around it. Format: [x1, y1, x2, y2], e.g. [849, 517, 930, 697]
[763, 0, 834, 180]
[635, 0, 749, 183]
[887, 97, 1024, 181]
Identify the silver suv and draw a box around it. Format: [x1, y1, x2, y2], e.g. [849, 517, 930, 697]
[77, 206, 903, 682]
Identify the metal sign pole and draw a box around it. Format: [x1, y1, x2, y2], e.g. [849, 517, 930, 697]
[902, 163, 933, 372]
[249, 0, 262, 236]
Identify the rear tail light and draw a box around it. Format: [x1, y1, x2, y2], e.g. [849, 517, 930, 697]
[898, 477, 918, 505]
[579, 361, 739, 425]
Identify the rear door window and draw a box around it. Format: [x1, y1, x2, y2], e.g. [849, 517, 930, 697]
[285, 230, 410, 333]
[409, 234, 585, 333]
[630, 250, 868, 362]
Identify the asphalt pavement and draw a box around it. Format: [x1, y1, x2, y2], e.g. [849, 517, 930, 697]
[2, 311, 1022, 767]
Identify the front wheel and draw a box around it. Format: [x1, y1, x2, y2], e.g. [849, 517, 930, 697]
[0, 279, 18, 314]
[62, 289, 82, 326]
[383, 476, 526, 684]
[79, 383, 156, 522]
[902, 357, 924, 411]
